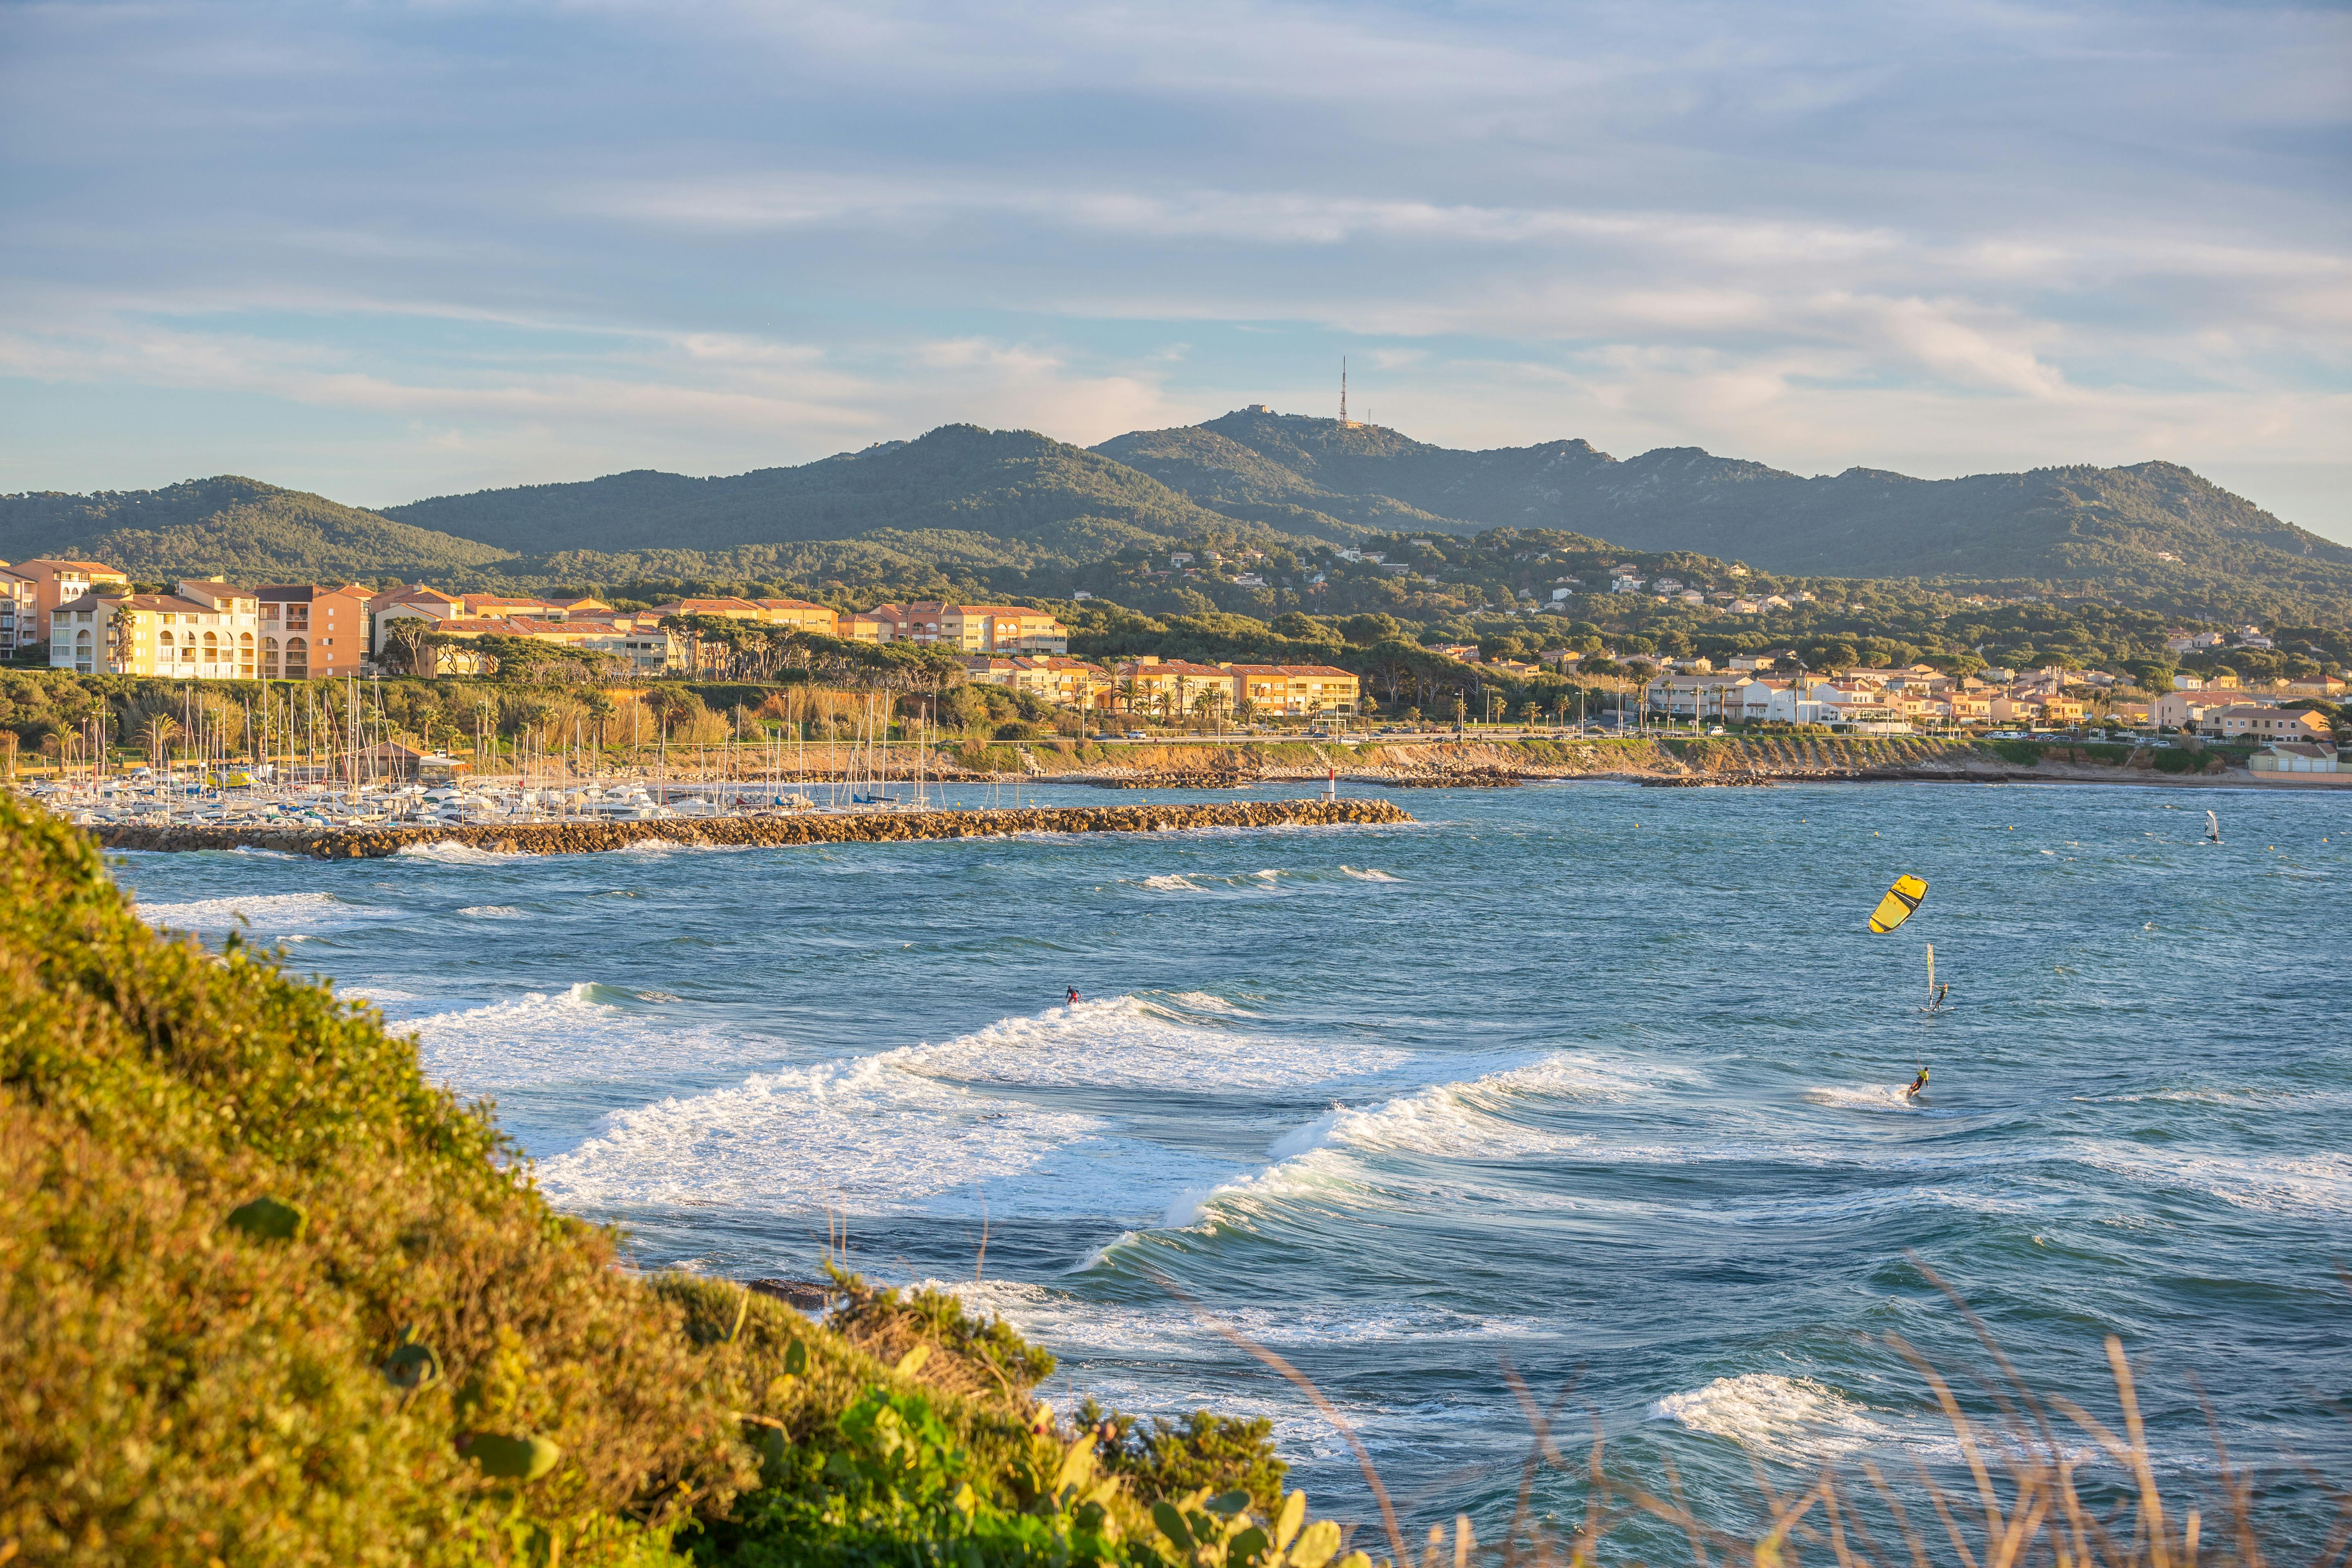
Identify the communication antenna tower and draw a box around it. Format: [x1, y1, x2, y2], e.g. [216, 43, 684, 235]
[1340, 357, 1348, 425]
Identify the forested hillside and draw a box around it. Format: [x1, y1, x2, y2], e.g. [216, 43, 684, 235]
[7, 418, 2345, 626]
[0, 477, 514, 585]
[1099, 411, 2352, 622]
[383, 424, 1363, 565]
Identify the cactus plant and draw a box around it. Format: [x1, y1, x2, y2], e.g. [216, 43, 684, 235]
[1149, 1484, 1360, 1568]
[463, 1433, 561, 1483]
[381, 1328, 441, 1393]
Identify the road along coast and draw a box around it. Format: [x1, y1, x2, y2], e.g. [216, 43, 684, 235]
[89, 797, 1414, 859]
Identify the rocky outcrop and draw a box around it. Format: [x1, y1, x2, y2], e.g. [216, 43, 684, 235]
[89, 798, 1414, 859]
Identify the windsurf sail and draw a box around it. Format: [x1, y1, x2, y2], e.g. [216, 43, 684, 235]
[1925, 943, 1936, 1005]
[2206, 810, 2221, 844]
[1868, 874, 1928, 934]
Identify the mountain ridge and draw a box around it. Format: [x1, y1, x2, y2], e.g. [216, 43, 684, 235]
[1096, 411, 2352, 621]
[5, 418, 2345, 624]
[0, 477, 515, 585]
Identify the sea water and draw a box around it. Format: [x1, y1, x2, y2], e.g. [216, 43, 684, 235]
[117, 782, 2352, 1548]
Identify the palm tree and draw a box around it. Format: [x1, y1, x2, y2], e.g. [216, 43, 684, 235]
[143, 714, 182, 777]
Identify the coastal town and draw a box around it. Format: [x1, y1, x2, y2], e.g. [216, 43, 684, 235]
[11, 560, 1369, 722]
[7, 554, 2342, 767]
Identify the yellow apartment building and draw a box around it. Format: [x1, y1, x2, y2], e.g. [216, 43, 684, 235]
[1116, 657, 1233, 719]
[51, 579, 261, 679]
[1218, 663, 1360, 717]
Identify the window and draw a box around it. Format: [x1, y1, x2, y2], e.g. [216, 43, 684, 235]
[263, 637, 279, 679]
[285, 637, 308, 679]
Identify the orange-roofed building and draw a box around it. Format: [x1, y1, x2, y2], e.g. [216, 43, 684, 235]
[14, 558, 129, 642]
[753, 598, 841, 636]
[858, 601, 1064, 652]
[1116, 657, 1232, 717]
[256, 584, 372, 679]
[1219, 663, 1360, 716]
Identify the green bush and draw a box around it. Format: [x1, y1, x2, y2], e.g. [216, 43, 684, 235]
[1078, 1403, 1287, 1516]
[0, 790, 1339, 1566]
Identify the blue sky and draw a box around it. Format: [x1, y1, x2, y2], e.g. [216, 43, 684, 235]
[2, 0, 2347, 539]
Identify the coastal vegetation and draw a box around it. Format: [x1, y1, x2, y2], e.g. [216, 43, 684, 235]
[0, 789, 2316, 1564]
[0, 789, 1353, 1564]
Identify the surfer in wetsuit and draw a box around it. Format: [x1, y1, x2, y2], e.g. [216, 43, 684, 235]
[1905, 1066, 1930, 1098]
[1067, 987, 1080, 1005]
[1933, 982, 1950, 1013]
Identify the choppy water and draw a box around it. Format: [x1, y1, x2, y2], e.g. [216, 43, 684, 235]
[118, 782, 2352, 1549]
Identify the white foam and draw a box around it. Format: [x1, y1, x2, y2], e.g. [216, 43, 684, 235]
[393, 841, 525, 863]
[1138, 873, 1201, 891]
[1805, 1084, 1919, 1111]
[458, 904, 528, 919]
[938, 1277, 1549, 1356]
[398, 982, 768, 1092]
[903, 993, 1401, 1093]
[1162, 1050, 1698, 1228]
[2071, 1143, 2352, 1216]
[1648, 1373, 1890, 1459]
[1165, 991, 1246, 1014]
[537, 1052, 1240, 1220]
[1337, 865, 1403, 882]
[136, 891, 368, 935]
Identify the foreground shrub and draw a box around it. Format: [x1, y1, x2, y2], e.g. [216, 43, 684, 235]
[0, 791, 1335, 1566]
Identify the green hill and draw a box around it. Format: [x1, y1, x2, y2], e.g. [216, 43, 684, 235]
[13, 417, 2346, 625]
[0, 477, 515, 585]
[1097, 411, 2352, 622]
[381, 424, 1364, 570]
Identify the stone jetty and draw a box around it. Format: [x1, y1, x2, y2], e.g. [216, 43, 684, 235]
[91, 797, 1414, 860]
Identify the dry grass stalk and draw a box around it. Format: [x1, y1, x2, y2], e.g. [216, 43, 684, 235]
[1151, 1256, 2345, 1568]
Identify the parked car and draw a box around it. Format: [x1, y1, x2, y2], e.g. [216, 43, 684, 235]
[1125, 731, 1149, 741]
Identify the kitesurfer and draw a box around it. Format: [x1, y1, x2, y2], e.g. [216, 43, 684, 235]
[1067, 986, 1081, 1005]
[1905, 1066, 1930, 1098]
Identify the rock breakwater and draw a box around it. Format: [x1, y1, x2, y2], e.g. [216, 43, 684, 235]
[91, 798, 1414, 860]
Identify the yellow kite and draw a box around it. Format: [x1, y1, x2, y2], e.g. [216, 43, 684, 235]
[1868, 874, 1928, 933]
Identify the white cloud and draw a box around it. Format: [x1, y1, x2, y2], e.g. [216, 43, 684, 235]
[0, 0, 2344, 535]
